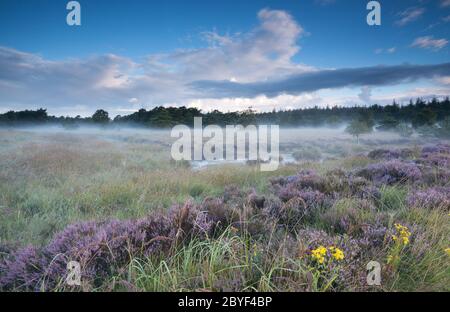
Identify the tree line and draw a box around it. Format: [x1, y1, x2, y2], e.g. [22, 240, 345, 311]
[0, 97, 449, 132]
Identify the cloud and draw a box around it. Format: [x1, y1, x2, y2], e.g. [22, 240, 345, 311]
[374, 47, 396, 54]
[0, 8, 448, 116]
[396, 7, 425, 26]
[437, 76, 450, 85]
[411, 36, 449, 51]
[441, 0, 450, 8]
[358, 86, 372, 104]
[387, 47, 397, 53]
[190, 63, 450, 98]
[0, 9, 311, 115]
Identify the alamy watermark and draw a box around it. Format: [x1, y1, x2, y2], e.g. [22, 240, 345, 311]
[66, 260, 81, 286]
[65, 2, 380, 27]
[367, 1, 381, 26]
[66, 1, 81, 26]
[171, 117, 280, 172]
[366, 261, 382, 286]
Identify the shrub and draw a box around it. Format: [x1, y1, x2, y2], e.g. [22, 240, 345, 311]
[407, 187, 450, 210]
[356, 160, 422, 185]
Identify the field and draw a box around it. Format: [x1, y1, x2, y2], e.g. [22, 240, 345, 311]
[0, 126, 449, 291]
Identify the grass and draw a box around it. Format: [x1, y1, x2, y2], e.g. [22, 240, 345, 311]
[0, 127, 449, 292]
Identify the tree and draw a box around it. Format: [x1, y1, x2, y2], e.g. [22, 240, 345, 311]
[346, 119, 372, 143]
[412, 108, 437, 128]
[436, 117, 450, 138]
[149, 109, 173, 128]
[396, 123, 413, 138]
[92, 109, 110, 124]
[377, 114, 399, 131]
[357, 111, 375, 129]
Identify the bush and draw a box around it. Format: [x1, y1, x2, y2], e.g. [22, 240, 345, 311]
[356, 160, 422, 185]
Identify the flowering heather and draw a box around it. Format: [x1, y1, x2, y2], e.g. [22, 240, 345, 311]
[407, 187, 450, 210]
[265, 190, 331, 229]
[418, 153, 450, 168]
[169, 201, 214, 240]
[357, 223, 388, 250]
[1, 143, 450, 292]
[0, 246, 45, 291]
[422, 144, 450, 155]
[421, 168, 450, 186]
[271, 169, 326, 193]
[0, 213, 179, 290]
[368, 149, 401, 160]
[356, 160, 422, 185]
[368, 148, 415, 160]
[296, 229, 364, 289]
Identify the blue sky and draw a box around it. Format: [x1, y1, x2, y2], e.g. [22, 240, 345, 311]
[0, 0, 449, 116]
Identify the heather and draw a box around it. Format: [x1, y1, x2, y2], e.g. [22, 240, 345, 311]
[0, 128, 449, 292]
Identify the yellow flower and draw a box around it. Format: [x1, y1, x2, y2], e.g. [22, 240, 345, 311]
[311, 246, 327, 264]
[329, 246, 345, 261]
[393, 223, 411, 246]
[445, 248, 450, 256]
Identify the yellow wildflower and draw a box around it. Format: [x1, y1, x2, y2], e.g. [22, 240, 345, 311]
[329, 246, 345, 261]
[393, 223, 411, 246]
[445, 248, 450, 256]
[311, 246, 327, 264]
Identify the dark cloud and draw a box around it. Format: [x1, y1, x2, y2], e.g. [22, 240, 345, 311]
[190, 63, 450, 98]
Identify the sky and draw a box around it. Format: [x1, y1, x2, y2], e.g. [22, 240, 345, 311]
[0, 0, 449, 117]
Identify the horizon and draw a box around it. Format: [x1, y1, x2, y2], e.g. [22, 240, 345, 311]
[3, 95, 450, 119]
[1, 0, 450, 117]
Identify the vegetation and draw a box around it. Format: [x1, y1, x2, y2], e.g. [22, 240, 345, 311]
[1, 97, 450, 129]
[0, 128, 448, 292]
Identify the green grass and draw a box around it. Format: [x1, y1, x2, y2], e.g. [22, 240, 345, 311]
[1, 128, 449, 292]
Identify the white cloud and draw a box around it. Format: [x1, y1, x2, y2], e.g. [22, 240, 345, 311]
[387, 47, 397, 53]
[411, 36, 449, 51]
[441, 0, 450, 8]
[358, 86, 372, 104]
[374, 47, 396, 54]
[0, 8, 448, 117]
[436, 76, 450, 85]
[396, 7, 425, 26]
[0, 9, 313, 115]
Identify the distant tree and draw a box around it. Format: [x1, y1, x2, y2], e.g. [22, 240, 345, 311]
[92, 109, 110, 124]
[346, 119, 372, 143]
[396, 123, 414, 138]
[436, 117, 450, 138]
[326, 115, 341, 127]
[358, 111, 375, 129]
[149, 109, 173, 128]
[377, 114, 399, 131]
[412, 108, 437, 128]
[1, 97, 450, 129]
